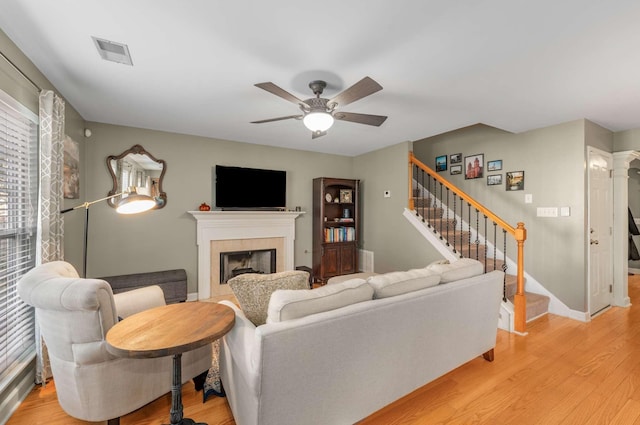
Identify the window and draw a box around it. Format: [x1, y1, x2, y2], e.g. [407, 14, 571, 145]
[0, 89, 38, 384]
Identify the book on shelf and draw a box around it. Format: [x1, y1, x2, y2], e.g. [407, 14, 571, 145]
[324, 226, 356, 243]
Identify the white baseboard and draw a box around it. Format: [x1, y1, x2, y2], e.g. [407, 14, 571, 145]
[187, 292, 199, 302]
[629, 267, 640, 275]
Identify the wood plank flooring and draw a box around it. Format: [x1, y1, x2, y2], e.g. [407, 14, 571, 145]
[8, 276, 640, 425]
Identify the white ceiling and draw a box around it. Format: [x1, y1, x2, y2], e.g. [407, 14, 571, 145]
[1, 1, 640, 156]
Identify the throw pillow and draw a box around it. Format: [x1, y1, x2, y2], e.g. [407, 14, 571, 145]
[266, 278, 373, 323]
[227, 270, 309, 326]
[367, 268, 441, 299]
[426, 258, 484, 283]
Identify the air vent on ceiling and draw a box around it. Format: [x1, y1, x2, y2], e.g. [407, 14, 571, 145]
[92, 37, 133, 66]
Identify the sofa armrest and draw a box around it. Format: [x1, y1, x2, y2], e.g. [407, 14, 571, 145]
[218, 300, 262, 394]
[113, 285, 166, 319]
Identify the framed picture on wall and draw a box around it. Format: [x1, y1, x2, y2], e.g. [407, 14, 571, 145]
[63, 135, 80, 199]
[487, 174, 502, 186]
[487, 160, 503, 171]
[464, 154, 484, 179]
[435, 155, 447, 172]
[450, 165, 462, 175]
[506, 171, 525, 191]
[450, 153, 462, 164]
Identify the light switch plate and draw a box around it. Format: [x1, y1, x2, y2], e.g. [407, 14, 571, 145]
[560, 207, 571, 217]
[525, 194, 533, 204]
[537, 207, 558, 217]
[384, 190, 391, 198]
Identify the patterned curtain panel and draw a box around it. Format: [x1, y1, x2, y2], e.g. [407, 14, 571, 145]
[36, 90, 66, 384]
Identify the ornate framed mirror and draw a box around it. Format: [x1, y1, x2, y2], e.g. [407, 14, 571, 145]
[106, 144, 167, 209]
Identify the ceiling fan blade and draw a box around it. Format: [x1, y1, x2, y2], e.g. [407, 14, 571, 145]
[311, 130, 327, 139]
[250, 115, 302, 124]
[254, 82, 304, 105]
[328, 77, 383, 108]
[334, 112, 387, 126]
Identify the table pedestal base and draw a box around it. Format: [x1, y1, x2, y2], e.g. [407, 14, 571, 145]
[164, 419, 206, 425]
[164, 353, 208, 425]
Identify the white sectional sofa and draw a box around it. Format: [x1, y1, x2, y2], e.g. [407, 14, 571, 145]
[218, 261, 504, 425]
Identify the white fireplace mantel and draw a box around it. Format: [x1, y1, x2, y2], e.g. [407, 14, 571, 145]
[189, 210, 304, 299]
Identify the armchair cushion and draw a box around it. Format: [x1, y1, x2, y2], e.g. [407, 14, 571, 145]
[113, 285, 166, 319]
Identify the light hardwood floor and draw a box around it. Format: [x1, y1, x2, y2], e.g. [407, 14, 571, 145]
[8, 276, 640, 425]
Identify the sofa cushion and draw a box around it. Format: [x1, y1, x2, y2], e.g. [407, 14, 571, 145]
[266, 278, 373, 323]
[367, 268, 440, 299]
[327, 272, 379, 285]
[426, 258, 484, 283]
[228, 271, 309, 326]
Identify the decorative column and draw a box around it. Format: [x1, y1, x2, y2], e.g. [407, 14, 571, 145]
[612, 151, 640, 307]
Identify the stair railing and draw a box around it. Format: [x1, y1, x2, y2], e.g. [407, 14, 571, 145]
[409, 152, 527, 333]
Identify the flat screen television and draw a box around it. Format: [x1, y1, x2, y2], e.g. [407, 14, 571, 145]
[214, 165, 286, 210]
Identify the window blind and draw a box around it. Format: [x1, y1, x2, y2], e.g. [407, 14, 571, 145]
[0, 88, 38, 385]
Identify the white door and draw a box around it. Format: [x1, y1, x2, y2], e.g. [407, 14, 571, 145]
[588, 147, 613, 316]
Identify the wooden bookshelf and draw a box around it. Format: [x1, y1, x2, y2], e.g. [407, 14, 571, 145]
[312, 177, 359, 282]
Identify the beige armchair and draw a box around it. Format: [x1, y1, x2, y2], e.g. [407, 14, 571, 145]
[17, 261, 212, 424]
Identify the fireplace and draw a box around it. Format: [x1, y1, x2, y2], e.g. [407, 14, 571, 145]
[189, 210, 303, 299]
[220, 248, 276, 283]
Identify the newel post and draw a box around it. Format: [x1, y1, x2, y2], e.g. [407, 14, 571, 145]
[514, 222, 527, 334]
[408, 154, 415, 210]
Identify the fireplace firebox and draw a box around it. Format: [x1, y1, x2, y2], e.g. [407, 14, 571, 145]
[220, 249, 276, 284]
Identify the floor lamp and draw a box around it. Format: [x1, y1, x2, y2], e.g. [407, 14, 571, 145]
[60, 188, 156, 277]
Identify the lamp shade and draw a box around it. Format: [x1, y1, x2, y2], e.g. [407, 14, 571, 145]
[115, 188, 156, 214]
[303, 112, 334, 132]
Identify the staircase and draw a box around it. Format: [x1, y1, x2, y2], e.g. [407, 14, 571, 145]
[408, 153, 550, 333]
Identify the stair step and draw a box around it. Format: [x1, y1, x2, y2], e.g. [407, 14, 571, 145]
[426, 217, 457, 229]
[415, 206, 443, 218]
[508, 291, 550, 322]
[413, 197, 434, 208]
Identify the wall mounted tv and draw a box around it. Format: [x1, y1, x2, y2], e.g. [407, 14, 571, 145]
[214, 165, 286, 210]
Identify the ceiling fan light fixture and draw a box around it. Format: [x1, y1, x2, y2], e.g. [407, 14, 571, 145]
[303, 111, 334, 132]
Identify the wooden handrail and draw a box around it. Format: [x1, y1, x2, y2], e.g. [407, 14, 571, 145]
[409, 152, 527, 333]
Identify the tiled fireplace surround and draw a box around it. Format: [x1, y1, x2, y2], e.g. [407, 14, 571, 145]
[189, 211, 303, 299]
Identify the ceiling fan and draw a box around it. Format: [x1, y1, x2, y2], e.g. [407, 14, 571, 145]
[250, 76, 387, 139]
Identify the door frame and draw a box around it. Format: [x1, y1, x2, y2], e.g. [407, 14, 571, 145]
[587, 146, 614, 315]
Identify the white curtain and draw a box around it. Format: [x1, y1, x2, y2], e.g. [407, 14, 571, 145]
[36, 90, 65, 384]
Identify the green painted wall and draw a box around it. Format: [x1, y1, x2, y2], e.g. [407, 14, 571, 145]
[412, 121, 601, 312]
[353, 142, 440, 273]
[84, 122, 356, 288]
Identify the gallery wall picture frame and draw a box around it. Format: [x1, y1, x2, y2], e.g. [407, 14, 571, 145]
[450, 153, 462, 164]
[435, 155, 447, 172]
[487, 174, 502, 186]
[464, 153, 484, 180]
[506, 171, 525, 191]
[450, 165, 462, 175]
[487, 160, 503, 171]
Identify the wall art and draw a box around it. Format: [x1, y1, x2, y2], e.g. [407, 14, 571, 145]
[487, 174, 502, 186]
[63, 135, 79, 199]
[487, 159, 502, 171]
[506, 171, 525, 191]
[464, 153, 484, 180]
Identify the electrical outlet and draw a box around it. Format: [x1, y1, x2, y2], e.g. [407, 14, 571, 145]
[384, 190, 391, 198]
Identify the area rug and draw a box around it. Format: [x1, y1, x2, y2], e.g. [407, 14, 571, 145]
[203, 339, 225, 402]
